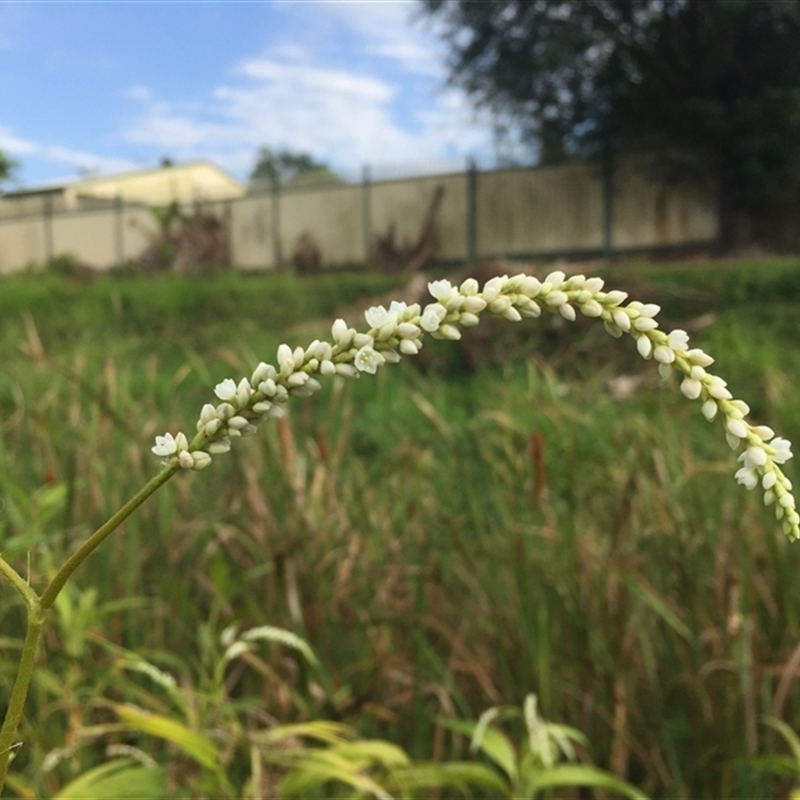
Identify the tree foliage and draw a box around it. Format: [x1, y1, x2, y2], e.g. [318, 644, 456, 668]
[249, 147, 341, 189]
[0, 149, 17, 192]
[422, 0, 800, 230]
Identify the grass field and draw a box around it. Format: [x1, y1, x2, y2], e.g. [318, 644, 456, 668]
[2, 258, 800, 798]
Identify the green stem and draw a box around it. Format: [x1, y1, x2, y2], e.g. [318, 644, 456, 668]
[40, 463, 180, 611]
[0, 558, 36, 608]
[0, 611, 44, 789]
[0, 463, 180, 795]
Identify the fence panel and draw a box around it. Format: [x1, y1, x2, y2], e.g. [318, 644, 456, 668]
[281, 184, 364, 267]
[229, 194, 276, 270]
[370, 172, 468, 262]
[612, 155, 719, 248]
[0, 216, 48, 274]
[477, 162, 605, 256]
[51, 210, 117, 269]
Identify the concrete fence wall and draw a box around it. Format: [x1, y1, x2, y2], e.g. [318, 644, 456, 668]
[0, 154, 719, 276]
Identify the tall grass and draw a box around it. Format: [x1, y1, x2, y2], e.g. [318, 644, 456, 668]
[1, 260, 799, 797]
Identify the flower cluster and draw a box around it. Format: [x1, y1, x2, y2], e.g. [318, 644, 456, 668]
[152, 270, 798, 540]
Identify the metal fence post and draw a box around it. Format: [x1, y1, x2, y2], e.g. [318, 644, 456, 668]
[44, 196, 54, 263]
[114, 195, 124, 266]
[271, 177, 282, 269]
[362, 164, 372, 266]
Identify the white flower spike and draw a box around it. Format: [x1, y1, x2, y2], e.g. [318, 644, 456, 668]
[150, 270, 797, 540]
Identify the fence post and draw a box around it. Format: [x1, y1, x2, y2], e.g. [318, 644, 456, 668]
[465, 157, 477, 263]
[44, 196, 54, 263]
[602, 144, 614, 259]
[271, 177, 282, 269]
[362, 164, 372, 266]
[114, 196, 124, 266]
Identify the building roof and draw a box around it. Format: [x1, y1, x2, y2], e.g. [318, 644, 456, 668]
[3, 160, 244, 204]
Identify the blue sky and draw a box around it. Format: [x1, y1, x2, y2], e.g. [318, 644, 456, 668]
[0, 0, 505, 188]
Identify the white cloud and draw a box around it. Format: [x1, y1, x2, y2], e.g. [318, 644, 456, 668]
[0, 125, 38, 155]
[121, 3, 496, 180]
[126, 85, 152, 102]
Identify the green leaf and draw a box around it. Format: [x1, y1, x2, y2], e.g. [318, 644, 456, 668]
[114, 704, 219, 770]
[259, 720, 354, 746]
[54, 758, 166, 799]
[391, 762, 511, 797]
[439, 718, 518, 782]
[763, 716, 800, 765]
[333, 739, 410, 768]
[525, 764, 650, 800]
[622, 575, 694, 642]
[275, 750, 393, 799]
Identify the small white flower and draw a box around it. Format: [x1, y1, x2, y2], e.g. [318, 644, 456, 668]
[584, 277, 604, 293]
[637, 335, 653, 359]
[744, 446, 768, 467]
[354, 345, 385, 374]
[544, 270, 566, 285]
[735, 467, 759, 490]
[389, 300, 408, 315]
[178, 450, 194, 469]
[208, 438, 232, 455]
[653, 345, 676, 364]
[365, 305, 395, 329]
[752, 425, 775, 441]
[191, 451, 212, 470]
[605, 290, 628, 305]
[397, 322, 421, 338]
[726, 418, 748, 439]
[420, 304, 447, 332]
[320, 359, 336, 376]
[399, 338, 420, 355]
[214, 379, 237, 402]
[438, 324, 462, 340]
[558, 304, 576, 321]
[199, 404, 217, 424]
[428, 279, 458, 301]
[686, 349, 714, 367]
[331, 318, 348, 341]
[633, 317, 658, 332]
[228, 415, 250, 430]
[667, 330, 689, 351]
[544, 290, 568, 307]
[581, 299, 603, 318]
[462, 296, 487, 314]
[658, 363, 673, 380]
[521, 276, 543, 296]
[706, 376, 732, 400]
[763, 472, 778, 490]
[612, 309, 631, 331]
[251, 362, 271, 385]
[459, 278, 480, 295]
[152, 433, 178, 457]
[488, 295, 512, 314]
[771, 437, 793, 464]
[680, 378, 702, 400]
[701, 400, 718, 421]
[481, 275, 507, 302]
[236, 378, 252, 407]
[287, 372, 309, 388]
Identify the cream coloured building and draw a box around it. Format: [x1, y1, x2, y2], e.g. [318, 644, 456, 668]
[0, 160, 244, 216]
